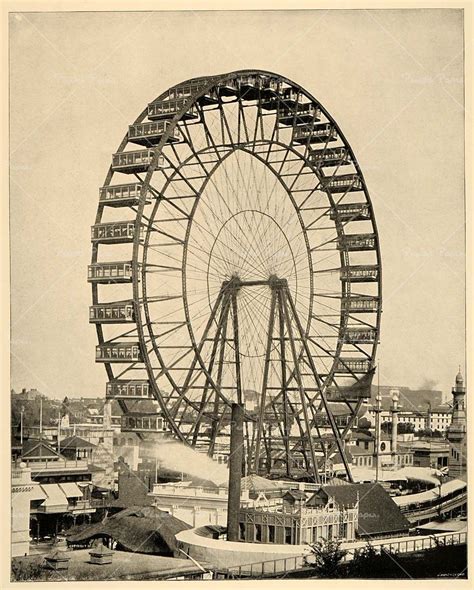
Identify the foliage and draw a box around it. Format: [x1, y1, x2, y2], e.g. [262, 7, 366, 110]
[11, 396, 60, 430]
[398, 422, 415, 434]
[11, 557, 45, 581]
[347, 541, 400, 578]
[415, 428, 443, 438]
[358, 417, 372, 430]
[305, 538, 347, 578]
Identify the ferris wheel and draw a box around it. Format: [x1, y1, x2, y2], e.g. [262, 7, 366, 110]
[89, 70, 382, 483]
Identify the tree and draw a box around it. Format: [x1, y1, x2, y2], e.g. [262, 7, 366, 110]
[398, 422, 415, 434]
[348, 541, 398, 578]
[358, 417, 372, 430]
[304, 538, 347, 578]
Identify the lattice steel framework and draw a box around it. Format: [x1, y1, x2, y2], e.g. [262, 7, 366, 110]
[89, 70, 382, 483]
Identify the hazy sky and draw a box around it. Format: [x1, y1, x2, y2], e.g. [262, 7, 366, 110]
[10, 9, 465, 400]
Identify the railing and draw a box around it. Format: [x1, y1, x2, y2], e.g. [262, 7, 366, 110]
[224, 554, 306, 578]
[402, 492, 467, 522]
[221, 531, 467, 578]
[342, 531, 467, 562]
[25, 459, 89, 471]
[151, 485, 228, 497]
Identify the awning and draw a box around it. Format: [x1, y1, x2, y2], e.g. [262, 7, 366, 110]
[40, 484, 69, 510]
[29, 483, 48, 501]
[59, 482, 84, 498]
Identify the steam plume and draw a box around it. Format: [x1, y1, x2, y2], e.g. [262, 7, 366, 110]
[152, 441, 228, 486]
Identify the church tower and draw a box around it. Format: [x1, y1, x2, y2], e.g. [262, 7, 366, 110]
[446, 367, 467, 478]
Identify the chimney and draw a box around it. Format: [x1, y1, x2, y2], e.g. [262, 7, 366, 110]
[226, 403, 244, 542]
[391, 389, 399, 456]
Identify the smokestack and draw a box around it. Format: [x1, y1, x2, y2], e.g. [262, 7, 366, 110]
[226, 403, 244, 542]
[391, 389, 399, 456]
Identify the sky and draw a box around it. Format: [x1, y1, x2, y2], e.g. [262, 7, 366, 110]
[9, 9, 466, 401]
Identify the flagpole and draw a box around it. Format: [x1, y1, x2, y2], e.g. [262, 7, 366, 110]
[39, 397, 43, 439]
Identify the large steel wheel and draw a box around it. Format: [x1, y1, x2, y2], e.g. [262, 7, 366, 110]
[90, 70, 382, 483]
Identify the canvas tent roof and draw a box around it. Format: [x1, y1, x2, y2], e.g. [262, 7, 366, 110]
[59, 482, 84, 498]
[41, 483, 69, 509]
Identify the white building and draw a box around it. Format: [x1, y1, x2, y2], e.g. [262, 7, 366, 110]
[11, 462, 45, 557]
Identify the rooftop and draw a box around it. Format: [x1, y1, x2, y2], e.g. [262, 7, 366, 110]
[307, 482, 410, 536]
[19, 549, 210, 581]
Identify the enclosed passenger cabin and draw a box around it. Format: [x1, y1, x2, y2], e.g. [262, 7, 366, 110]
[261, 77, 284, 97]
[89, 301, 135, 324]
[96, 343, 142, 363]
[330, 203, 370, 222]
[310, 147, 352, 168]
[99, 183, 150, 208]
[112, 150, 163, 174]
[106, 380, 152, 400]
[293, 123, 338, 144]
[238, 74, 264, 100]
[147, 98, 199, 121]
[216, 79, 239, 97]
[337, 234, 376, 251]
[278, 104, 321, 126]
[334, 358, 371, 374]
[87, 262, 134, 284]
[166, 80, 218, 105]
[128, 121, 180, 146]
[121, 413, 167, 433]
[91, 222, 144, 244]
[279, 87, 304, 106]
[341, 296, 380, 313]
[344, 328, 377, 344]
[321, 173, 363, 193]
[340, 265, 379, 282]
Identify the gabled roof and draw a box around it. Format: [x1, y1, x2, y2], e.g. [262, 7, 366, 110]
[240, 474, 281, 492]
[353, 431, 375, 441]
[350, 447, 374, 456]
[283, 489, 307, 500]
[307, 482, 410, 536]
[22, 439, 61, 460]
[60, 435, 96, 449]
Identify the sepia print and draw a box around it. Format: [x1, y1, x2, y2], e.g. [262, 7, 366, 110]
[8, 6, 467, 583]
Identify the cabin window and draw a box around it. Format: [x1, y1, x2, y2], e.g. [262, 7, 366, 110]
[285, 527, 292, 544]
[255, 524, 262, 542]
[268, 525, 275, 543]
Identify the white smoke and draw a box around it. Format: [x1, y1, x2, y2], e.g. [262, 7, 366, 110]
[152, 441, 229, 486]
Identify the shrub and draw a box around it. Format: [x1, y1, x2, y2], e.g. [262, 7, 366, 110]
[304, 538, 347, 578]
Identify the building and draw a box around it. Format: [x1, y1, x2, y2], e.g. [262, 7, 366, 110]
[150, 481, 249, 527]
[351, 430, 411, 468]
[446, 368, 467, 477]
[369, 385, 443, 411]
[13, 438, 105, 540]
[366, 408, 452, 433]
[307, 482, 410, 538]
[59, 436, 96, 461]
[11, 462, 45, 556]
[13, 388, 46, 402]
[410, 439, 449, 469]
[238, 490, 358, 545]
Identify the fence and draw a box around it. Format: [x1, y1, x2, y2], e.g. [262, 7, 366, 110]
[220, 530, 467, 578]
